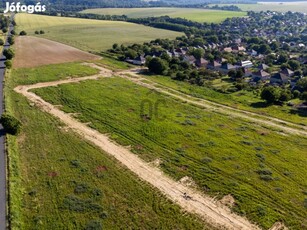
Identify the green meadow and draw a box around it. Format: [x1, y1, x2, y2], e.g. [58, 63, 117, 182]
[144, 74, 307, 126]
[15, 14, 182, 52]
[81, 7, 247, 23]
[5, 63, 207, 229]
[212, 3, 307, 13]
[32, 73, 307, 229]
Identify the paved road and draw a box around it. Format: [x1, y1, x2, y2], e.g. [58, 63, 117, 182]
[0, 18, 14, 230]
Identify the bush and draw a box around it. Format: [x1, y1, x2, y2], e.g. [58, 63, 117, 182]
[11, 30, 16, 35]
[4, 60, 12, 69]
[0, 39, 4, 46]
[0, 113, 22, 135]
[85, 220, 102, 230]
[19, 30, 27, 36]
[39, 30, 45, 34]
[35, 31, 39, 35]
[3, 48, 15, 60]
[261, 86, 280, 104]
[7, 36, 14, 45]
[260, 175, 273, 181]
[292, 90, 301, 98]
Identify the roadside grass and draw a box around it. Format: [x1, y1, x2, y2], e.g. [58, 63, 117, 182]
[32, 76, 307, 229]
[212, 3, 307, 13]
[144, 75, 307, 126]
[81, 8, 247, 23]
[15, 14, 183, 52]
[12, 62, 99, 85]
[5, 63, 207, 229]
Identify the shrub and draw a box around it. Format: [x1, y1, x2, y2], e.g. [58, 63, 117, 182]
[0, 113, 22, 135]
[19, 30, 27, 36]
[256, 169, 272, 175]
[7, 36, 14, 45]
[292, 90, 301, 99]
[3, 48, 15, 60]
[40, 30, 45, 34]
[260, 175, 273, 181]
[74, 183, 88, 194]
[0, 39, 3, 46]
[4, 60, 12, 69]
[35, 31, 39, 35]
[85, 220, 102, 230]
[11, 30, 16, 35]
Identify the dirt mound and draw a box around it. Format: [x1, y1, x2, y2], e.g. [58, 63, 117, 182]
[13, 36, 99, 68]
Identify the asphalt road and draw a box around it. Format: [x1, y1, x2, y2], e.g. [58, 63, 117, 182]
[0, 19, 14, 230]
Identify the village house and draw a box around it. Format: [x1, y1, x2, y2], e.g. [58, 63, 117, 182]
[270, 73, 290, 85]
[281, 68, 294, 77]
[207, 61, 222, 70]
[251, 70, 270, 82]
[195, 58, 209, 68]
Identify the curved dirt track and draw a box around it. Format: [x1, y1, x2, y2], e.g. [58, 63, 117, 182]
[117, 68, 307, 137]
[14, 65, 261, 230]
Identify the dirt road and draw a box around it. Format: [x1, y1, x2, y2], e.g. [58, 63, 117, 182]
[14, 66, 261, 230]
[117, 68, 307, 137]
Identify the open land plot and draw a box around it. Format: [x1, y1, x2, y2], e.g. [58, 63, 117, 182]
[5, 63, 209, 229]
[212, 2, 307, 13]
[143, 74, 307, 126]
[81, 7, 247, 23]
[30, 70, 307, 229]
[15, 14, 183, 52]
[13, 36, 100, 68]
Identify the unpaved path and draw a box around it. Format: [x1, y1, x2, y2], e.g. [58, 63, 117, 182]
[117, 68, 307, 137]
[14, 66, 260, 230]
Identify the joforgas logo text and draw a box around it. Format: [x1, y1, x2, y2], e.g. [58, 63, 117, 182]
[4, 2, 46, 14]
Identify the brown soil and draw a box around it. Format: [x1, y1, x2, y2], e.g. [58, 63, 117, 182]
[13, 36, 100, 68]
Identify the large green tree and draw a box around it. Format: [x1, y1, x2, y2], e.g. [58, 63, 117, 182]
[148, 57, 168, 75]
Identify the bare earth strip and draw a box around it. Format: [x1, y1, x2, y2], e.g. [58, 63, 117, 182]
[13, 36, 100, 68]
[117, 68, 307, 137]
[14, 66, 260, 230]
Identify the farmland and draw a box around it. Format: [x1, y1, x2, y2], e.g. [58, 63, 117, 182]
[13, 36, 99, 68]
[5, 63, 207, 229]
[31, 72, 307, 229]
[81, 7, 247, 23]
[212, 2, 307, 13]
[15, 14, 182, 52]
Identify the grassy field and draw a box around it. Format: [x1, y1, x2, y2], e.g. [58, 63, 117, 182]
[212, 2, 307, 13]
[15, 14, 182, 52]
[31, 74, 307, 229]
[143, 74, 307, 126]
[5, 63, 208, 229]
[81, 7, 247, 23]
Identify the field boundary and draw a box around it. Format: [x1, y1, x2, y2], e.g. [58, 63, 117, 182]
[14, 64, 261, 230]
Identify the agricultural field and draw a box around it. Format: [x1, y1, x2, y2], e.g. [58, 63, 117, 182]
[31, 73, 307, 229]
[212, 2, 307, 13]
[5, 63, 207, 229]
[81, 7, 247, 23]
[145, 74, 307, 126]
[15, 14, 182, 52]
[13, 36, 99, 68]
